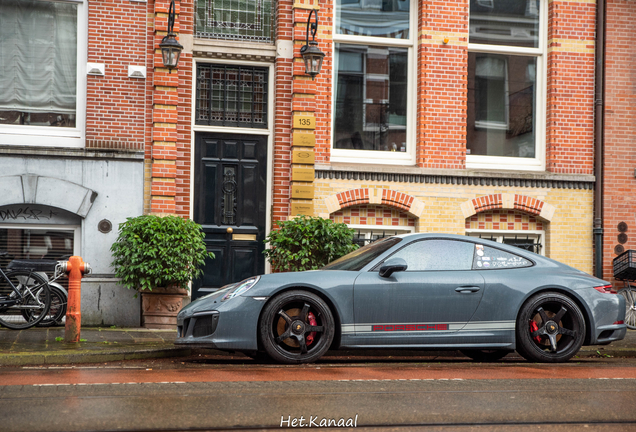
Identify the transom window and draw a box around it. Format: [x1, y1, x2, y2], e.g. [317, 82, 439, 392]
[195, 0, 274, 43]
[467, 0, 545, 170]
[195, 64, 268, 129]
[332, 0, 415, 165]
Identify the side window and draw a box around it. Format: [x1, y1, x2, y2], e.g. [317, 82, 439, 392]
[473, 244, 532, 270]
[390, 240, 475, 271]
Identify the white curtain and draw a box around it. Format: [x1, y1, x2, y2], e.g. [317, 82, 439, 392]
[0, 0, 77, 114]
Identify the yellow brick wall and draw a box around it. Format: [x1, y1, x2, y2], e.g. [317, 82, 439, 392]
[314, 178, 594, 273]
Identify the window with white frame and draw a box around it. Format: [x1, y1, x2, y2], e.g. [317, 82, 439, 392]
[466, 230, 544, 255]
[467, 0, 545, 170]
[0, 0, 86, 147]
[332, 0, 415, 165]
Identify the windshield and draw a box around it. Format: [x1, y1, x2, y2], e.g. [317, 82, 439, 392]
[322, 237, 402, 271]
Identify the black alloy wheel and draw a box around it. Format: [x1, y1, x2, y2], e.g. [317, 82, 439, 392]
[259, 290, 335, 364]
[460, 349, 511, 362]
[516, 292, 585, 363]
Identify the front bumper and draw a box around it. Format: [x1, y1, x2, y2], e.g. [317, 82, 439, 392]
[174, 295, 264, 351]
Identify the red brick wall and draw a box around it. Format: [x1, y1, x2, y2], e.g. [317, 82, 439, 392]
[176, 0, 599, 223]
[418, 1, 468, 169]
[311, 3, 334, 165]
[272, 0, 294, 222]
[602, 0, 636, 280]
[86, 1, 148, 151]
[546, 0, 596, 175]
[145, 0, 193, 217]
[176, 0, 194, 218]
[303, 0, 597, 172]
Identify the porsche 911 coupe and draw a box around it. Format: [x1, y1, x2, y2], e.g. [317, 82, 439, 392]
[175, 234, 626, 363]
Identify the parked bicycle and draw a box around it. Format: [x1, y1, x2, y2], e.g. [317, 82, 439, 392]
[612, 250, 636, 330]
[8, 259, 68, 327]
[0, 252, 61, 329]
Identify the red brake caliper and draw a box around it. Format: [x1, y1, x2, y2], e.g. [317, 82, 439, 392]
[306, 312, 317, 345]
[529, 320, 541, 343]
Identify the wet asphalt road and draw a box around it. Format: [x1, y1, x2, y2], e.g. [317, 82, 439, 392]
[2, 354, 636, 432]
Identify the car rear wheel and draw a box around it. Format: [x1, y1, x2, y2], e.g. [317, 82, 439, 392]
[516, 292, 585, 363]
[460, 349, 511, 362]
[259, 290, 334, 364]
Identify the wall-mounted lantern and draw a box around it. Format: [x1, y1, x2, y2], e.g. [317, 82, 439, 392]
[159, 0, 183, 73]
[300, 9, 325, 80]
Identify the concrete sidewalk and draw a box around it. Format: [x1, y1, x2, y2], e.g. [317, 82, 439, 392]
[0, 327, 187, 366]
[1, 326, 635, 366]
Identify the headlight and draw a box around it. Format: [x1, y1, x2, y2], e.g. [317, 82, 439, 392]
[221, 276, 260, 301]
[198, 282, 237, 301]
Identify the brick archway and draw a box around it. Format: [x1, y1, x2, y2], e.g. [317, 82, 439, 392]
[460, 193, 555, 222]
[324, 188, 424, 219]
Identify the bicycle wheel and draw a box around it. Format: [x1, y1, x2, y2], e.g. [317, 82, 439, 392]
[35, 285, 67, 327]
[0, 271, 51, 330]
[618, 286, 636, 330]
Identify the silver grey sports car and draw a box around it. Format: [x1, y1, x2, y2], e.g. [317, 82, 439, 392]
[175, 234, 627, 363]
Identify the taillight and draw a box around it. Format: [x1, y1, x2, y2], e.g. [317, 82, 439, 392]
[614, 320, 624, 325]
[594, 284, 617, 294]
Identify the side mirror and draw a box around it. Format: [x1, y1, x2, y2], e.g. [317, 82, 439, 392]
[379, 257, 408, 278]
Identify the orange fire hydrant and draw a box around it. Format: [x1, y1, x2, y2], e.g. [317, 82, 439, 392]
[59, 256, 91, 343]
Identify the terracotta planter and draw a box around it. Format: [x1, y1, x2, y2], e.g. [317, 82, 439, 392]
[140, 286, 188, 329]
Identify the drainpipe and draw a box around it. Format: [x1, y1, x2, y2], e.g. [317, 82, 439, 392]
[593, 0, 606, 279]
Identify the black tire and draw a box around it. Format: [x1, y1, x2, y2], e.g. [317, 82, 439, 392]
[516, 292, 585, 363]
[259, 290, 335, 364]
[0, 271, 51, 330]
[617, 287, 636, 330]
[460, 349, 511, 362]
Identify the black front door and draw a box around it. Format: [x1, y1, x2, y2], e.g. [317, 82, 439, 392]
[192, 133, 268, 299]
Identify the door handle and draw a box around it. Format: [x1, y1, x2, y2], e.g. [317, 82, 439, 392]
[455, 286, 481, 293]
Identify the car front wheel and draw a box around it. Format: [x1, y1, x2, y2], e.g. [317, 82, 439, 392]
[516, 292, 585, 363]
[259, 290, 334, 364]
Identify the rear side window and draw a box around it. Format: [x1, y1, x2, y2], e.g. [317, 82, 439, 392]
[390, 239, 475, 271]
[473, 244, 532, 270]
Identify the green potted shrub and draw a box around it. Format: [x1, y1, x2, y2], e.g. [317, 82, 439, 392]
[110, 215, 213, 328]
[263, 215, 358, 272]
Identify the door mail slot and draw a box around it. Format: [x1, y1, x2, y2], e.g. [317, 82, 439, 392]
[232, 234, 257, 241]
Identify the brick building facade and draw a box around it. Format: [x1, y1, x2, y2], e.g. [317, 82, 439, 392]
[602, 0, 636, 283]
[173, 0, 599, 298]
[0, 0, 609, 324]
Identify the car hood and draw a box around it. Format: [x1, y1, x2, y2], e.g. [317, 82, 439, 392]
[246, 269, 360, 297]
[180, 270, 360, 316]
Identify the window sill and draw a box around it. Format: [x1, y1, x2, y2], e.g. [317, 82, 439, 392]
[0, 128, 84, 148]
[466, 155, 544, 171]
[0, 144, 144, 160]
[331, 149, 415, 166]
